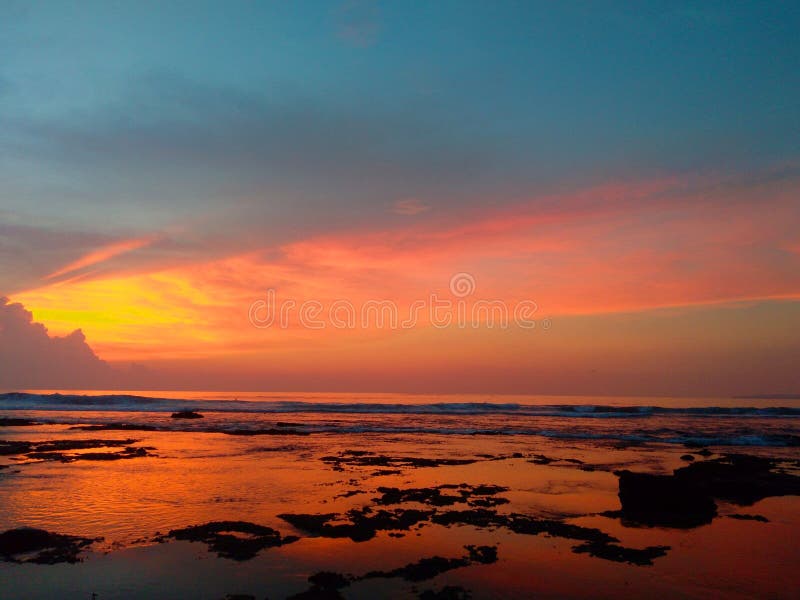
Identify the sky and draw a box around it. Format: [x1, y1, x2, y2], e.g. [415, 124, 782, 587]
[1, 1, 799, 395]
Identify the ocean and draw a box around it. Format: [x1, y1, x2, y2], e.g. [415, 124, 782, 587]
[2, 390, 798, 448]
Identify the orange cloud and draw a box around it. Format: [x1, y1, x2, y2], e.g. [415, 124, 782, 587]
[11, 173, 800, 367]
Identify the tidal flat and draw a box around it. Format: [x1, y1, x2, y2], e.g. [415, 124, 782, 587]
[1, 410, 798, 599]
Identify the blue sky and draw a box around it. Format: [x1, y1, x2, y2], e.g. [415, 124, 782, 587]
[2, 1, 799, 233]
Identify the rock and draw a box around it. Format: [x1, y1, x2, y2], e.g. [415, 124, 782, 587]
[615, 453, 800, 528]
[279, 508, 433, 542]
[362, 556, 471, 582]
[418, 586, 472, 600]
[164, 521, 298, 560]
[1, 438, 153, 463]
[321, 452, 478, 470]
[0, 527, 98, 563]
[464, 544, 498, 564]
[0, 418, 38, 427]
[572, 541, 670, 566]
[360, 544, 496, 583]
[171, 410, 203, 419]
[617, 470, 718, 528]
[287, 589, 344, 600]
[71, 424, 158, 431]
[727, 513, 769, 522]
[286, 571, 350, 600]
[373, 484, 509, 508]
[308, 572, 350, 589]
[678, 453, 800, 505]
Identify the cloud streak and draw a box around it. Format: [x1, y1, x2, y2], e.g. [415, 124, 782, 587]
[46, 236, 156, 281]
[391, 198, 431, 216]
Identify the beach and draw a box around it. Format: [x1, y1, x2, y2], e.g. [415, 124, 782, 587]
[1, 391, 798, 599]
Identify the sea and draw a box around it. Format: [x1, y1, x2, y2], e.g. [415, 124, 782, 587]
[2, 390, 798, 448]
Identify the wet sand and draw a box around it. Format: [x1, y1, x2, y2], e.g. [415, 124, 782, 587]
[1, 421, 799, 599]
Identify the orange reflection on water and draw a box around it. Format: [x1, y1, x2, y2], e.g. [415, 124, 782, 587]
[0, 424, 798, 599]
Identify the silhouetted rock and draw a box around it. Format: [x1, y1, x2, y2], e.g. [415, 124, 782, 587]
[418, 586, 472, 600]
[728, 513, 769, 522]
[373, 484, 509, 508]
[286, 571, 350, 600]
[164, 521, 298, 560]
[321, 451, 478, 470]
[0, 527, 98, 563]
[171, 410, 203, 419]
[572, 541, 670, 565]
[308, 572, 350, 589]
[615, 453, 800, 528]
[279, 508, 433, 542]
[0, 438, 153, 463]
[363, 555, 471, 582]
[617, 470, 718, 528]
[286, 589, 343, 600]
[70, 423, 159, 431]
[464, 544, 498, 564]
[680, 454, 800, 505]
[360, 544, 497, 582]
[0, 418, 38, 426]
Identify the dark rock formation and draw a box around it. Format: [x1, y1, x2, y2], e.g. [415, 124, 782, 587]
[164, 521, 298, 561]
[373, 484, 509, 508]
[0, 438, 153, 463]
[572, 541, 670, 566]
[0, 418, 38, 427]
[615, 453, 800, 528]
[617, 470, 718, 528]
[727, 513, 769, 522]
[171, 410, 203, 419]
[0, 527, 98, 563]
[418, 586, 472, 600]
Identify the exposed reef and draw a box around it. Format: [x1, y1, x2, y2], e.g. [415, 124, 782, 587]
[615, 454, 800, 528]
[161, 521, 299, 561]
[0, 418, 39, 427]
[279, 485, 668, 566]
[321, 451, 478, 471]
[0, 527, 99, 564]
[373, 483, 509, 508]
[171, 410, 204, 419]
[0, 438, 154, 463]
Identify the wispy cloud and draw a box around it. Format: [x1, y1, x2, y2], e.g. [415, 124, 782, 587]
[334, 0, 381, 47]
[391, 198, 431, 216]
[45, 236, 156, 281]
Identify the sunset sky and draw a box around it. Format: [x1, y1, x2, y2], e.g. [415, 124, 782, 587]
[1, 1, 799, 395]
